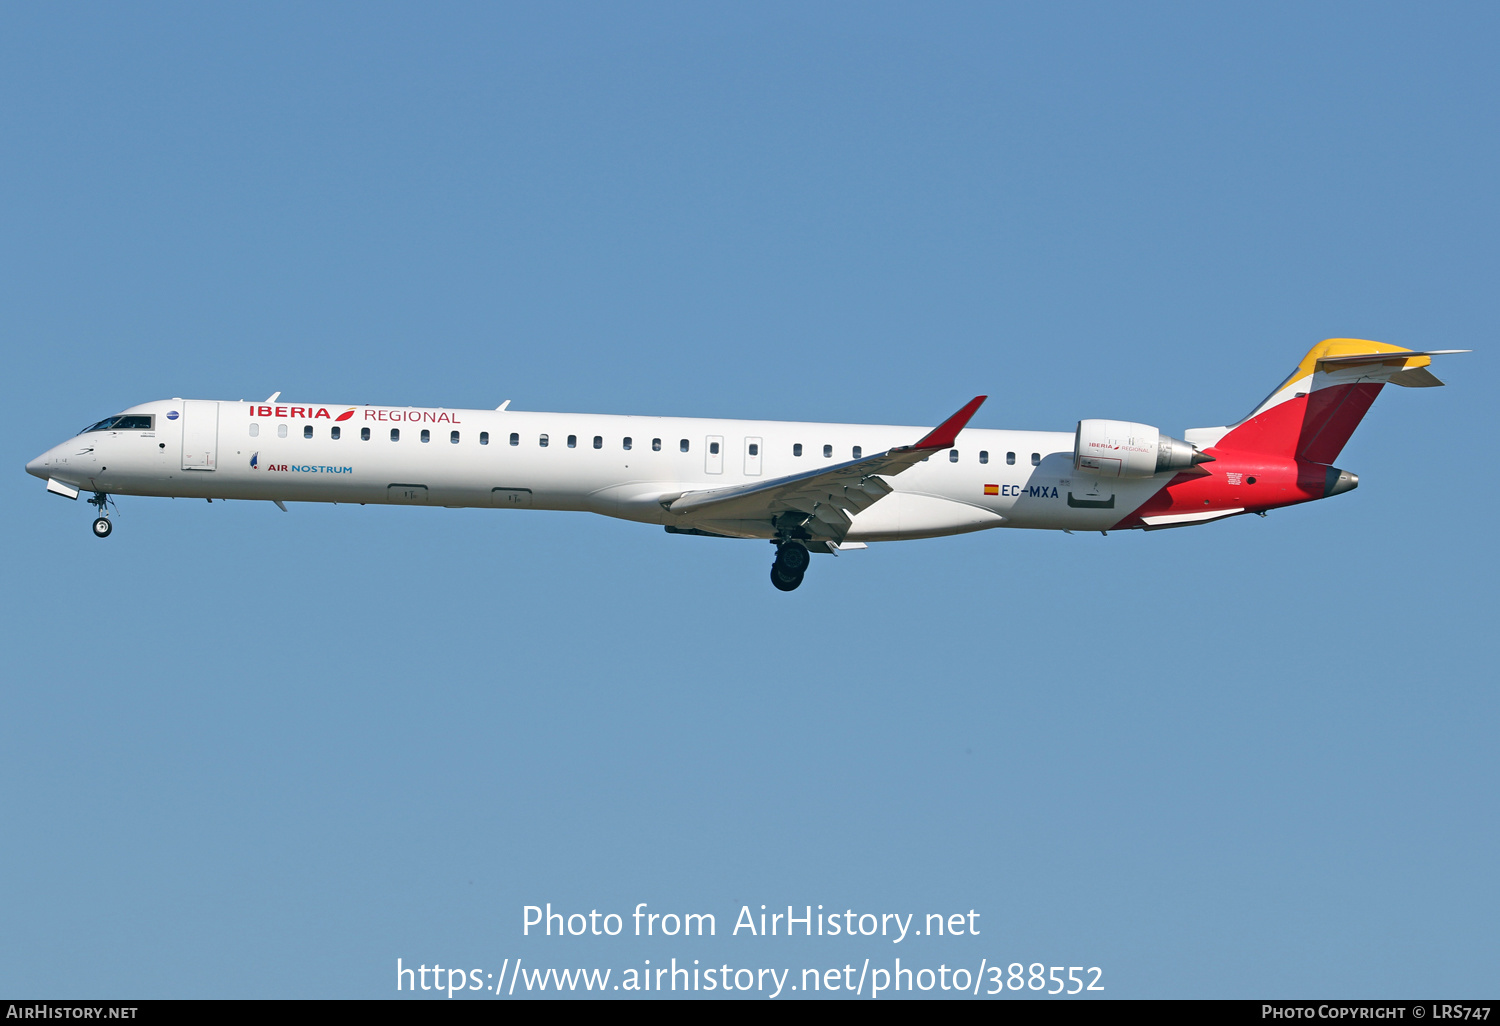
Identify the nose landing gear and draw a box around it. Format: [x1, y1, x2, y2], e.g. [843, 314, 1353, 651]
[87, 491, 114, 539]
[770, 541, 809, 592]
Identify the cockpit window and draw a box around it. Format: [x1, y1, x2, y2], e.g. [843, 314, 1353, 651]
[83, 415, 153, 432]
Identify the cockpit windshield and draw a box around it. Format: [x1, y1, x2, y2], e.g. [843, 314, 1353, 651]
[82, 415, 154, 433]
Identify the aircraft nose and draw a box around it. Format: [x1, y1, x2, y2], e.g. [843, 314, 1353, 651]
[26, 454, 49, 480]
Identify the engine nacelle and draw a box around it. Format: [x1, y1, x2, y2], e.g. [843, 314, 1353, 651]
[1073, 419, 1209, 478]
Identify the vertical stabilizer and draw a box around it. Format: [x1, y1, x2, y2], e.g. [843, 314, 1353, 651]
[1190, 339, 1462, 461]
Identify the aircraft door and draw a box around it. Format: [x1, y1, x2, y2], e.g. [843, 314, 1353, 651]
[705, 435, 723, 474]
[744, 437, 762, 476]
[181, 401, 219, 470]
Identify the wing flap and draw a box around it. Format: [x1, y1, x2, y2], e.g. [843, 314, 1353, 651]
[812, 503, 852, 529]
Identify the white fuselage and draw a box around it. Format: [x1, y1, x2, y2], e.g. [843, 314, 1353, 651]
[27, 398, 1171, 539]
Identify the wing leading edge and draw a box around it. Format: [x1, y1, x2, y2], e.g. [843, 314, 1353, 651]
[663, 396, 987, 541]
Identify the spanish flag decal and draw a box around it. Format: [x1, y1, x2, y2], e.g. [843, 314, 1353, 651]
[984, 484, 999, 496]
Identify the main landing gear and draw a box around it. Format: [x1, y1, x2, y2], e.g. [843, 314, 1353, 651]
[88, 491, 113, 539]
[770, 541, 810, 592]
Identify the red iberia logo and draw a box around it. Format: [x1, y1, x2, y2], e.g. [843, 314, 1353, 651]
[248, 405, 460, 424]
[250, 404, 344, 419]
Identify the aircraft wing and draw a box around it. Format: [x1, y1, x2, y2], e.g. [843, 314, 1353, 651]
[664, 396, 986, 542]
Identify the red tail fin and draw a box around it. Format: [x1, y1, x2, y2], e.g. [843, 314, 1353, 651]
[1199, 340, 1452, 461]
[1219, 381, 1385, 462]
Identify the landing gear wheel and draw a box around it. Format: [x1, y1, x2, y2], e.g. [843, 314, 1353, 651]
[92, 517, 112, 538]
[774, 542, 809, 574]
[770, 542, 809, 591]
[770, 565, 803, 591]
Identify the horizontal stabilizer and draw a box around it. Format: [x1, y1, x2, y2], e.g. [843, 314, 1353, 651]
[1315, 349, 1469, 371]
[1386, 366, 1446, 388]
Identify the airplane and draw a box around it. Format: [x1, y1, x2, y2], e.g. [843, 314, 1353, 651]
[25, 339, 1465, 591]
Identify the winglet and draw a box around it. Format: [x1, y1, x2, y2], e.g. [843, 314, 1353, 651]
[908, 396, 987, 451]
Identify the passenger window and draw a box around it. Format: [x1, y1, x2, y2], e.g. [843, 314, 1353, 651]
[331, 426, 341, 440]
[979, 450, 988, 464]
[509, 432, 519, 446]
[391, 428, 400, 441]
[949, 449, 959, 462]
[793, 443, 802, 457]
[361, 427, 371, 441]
[451, 431, 459, 444]
[652, 438, 661, 451]
[1031, 452, 1040, 466]
[278, 424, 288, 438]
[540, 434, 549, 447]
[567, 434, 577, 448]
[593, 435, 602, 449]
[680, 439, 689, 452]
[709, 441, 720, 455]
[823, 444, 832, 458]
[623, 437, 632, 450]
[852, 446, 861, 459]
[249, 423, 259, 437]
[749, 443, 759, 456]
[304, 425, 314, 439]
[421, 429, 430, 443]
[480, 432, 489, 445]
[1006, 451, 1016, 465]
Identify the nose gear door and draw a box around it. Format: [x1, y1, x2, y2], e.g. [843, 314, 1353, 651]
[181, 401, 219, 470]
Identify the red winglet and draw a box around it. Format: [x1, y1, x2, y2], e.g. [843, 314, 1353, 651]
[909, 395, 987, 450]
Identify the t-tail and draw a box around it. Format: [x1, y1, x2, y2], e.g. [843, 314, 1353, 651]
[1185, 339, 1469, 463]
[1117, 339, 1467, 530]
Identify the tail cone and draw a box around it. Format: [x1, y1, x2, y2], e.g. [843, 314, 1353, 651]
[1325, 467, 1359, 497]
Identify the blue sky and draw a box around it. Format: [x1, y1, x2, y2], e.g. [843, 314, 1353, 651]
[1, 2, 1495, 999]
